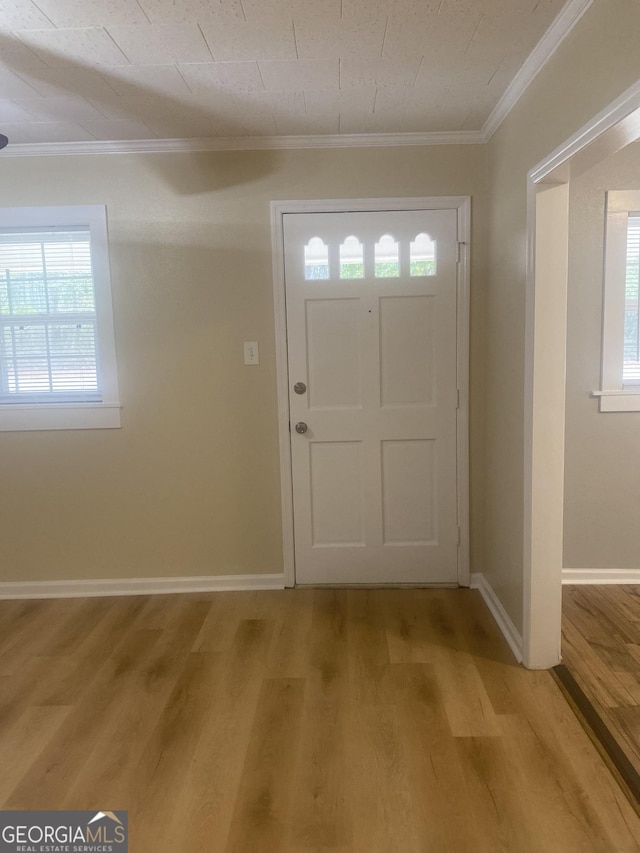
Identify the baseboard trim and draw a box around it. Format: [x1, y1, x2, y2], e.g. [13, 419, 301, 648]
[0, 573, 285, 600]
[562, 568, 640, 584]
[470, 573, 524, 663]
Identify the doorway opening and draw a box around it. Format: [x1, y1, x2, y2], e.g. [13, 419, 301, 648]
[524, 80, 640, 669]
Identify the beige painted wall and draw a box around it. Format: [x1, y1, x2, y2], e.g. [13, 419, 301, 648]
[564, 141, 640, 569]
[0, 144, 487, 582]
[486, 0, 640, 630]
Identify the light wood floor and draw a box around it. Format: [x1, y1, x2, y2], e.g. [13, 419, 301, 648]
[562, 584, 640, 778]
[1, 588, 639, 852]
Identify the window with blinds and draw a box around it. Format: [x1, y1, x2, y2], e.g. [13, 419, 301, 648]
[624, 213, 640, 385]
[0, 227, 100, 403]
[0, 205, 120, 431]
[598, 192, 640, 411]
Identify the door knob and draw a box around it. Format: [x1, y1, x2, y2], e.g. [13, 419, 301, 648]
[295, 422, 308, 434]
[294, 382, 307, 394]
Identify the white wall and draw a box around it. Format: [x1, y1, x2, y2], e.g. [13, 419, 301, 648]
[0, 144, 487, 583]
[564, 140, 640, 570]
[486, 0, 640, 631]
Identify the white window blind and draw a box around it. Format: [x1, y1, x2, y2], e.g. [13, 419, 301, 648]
[597, 192, 640, 411]
[624, 214, 640, 385]
[0, 226, 101, 403]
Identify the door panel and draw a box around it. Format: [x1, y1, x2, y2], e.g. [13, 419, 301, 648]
[306, 299, 361, 409]
[380, 295, 434, 406]
[309, 442, 365, 546]
[284, 208, 459, 585]
[381, 439, 436, 545]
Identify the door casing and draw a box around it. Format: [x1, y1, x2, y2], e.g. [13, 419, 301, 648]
[271, 197, 471, 588]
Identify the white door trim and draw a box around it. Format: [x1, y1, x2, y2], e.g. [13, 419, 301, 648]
[524, 78, 640, 668]
[271, 197, 471, 588]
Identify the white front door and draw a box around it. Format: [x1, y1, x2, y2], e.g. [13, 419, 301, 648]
[283, 208, 461, 585]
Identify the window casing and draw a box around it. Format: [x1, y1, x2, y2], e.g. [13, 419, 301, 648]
[0, 205, 121, 430]
[594, 191, 640, 411]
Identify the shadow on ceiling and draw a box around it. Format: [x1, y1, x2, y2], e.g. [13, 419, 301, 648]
[0, 31, 278, 195]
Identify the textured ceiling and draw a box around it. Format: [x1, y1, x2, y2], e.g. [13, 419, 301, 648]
[0, 0, 568, 145]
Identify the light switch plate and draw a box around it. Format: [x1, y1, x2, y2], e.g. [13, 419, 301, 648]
[243, 341, 259, 365]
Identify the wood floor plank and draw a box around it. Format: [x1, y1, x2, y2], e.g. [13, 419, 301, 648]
[444, 589, 523, 716]
[600, 585, 640, 625]
[0, 599, 148, 731]
[159, 600, 280, 850]
[563, 584, 640, 783]
[561, 663, 640, 773]
[519, 669, 640, 851]
[192, 591, 258, 652]
[456, 735, 540, 852]
[0, 705, 71, 806]
[288, 590, 350, 849]
[610, 707, 640, 769]
[564, 587, 623, 645]
[386, 662, 487, 852]
[434, 646, 501, 737]
[5, 598, 211, 809]
[496, 706, 619, 851]
[382, 588, 439, 664]
[346, 697, 423, 853]
[618, 668, 640, 705]
[225, 677, 306, 852]
[0, 588, 639, 851]
[562, 611, 636, 708]
[34, 596, 150, 706]
[0, 600, 51, 655]
[43, 597, 116, 657]
[589, 587, 640, 645]
[592, 639, 640, 676]
[421, 590, 463, 656]
[0, 655, 63, 732]
[130, 593, 181, 629]
[125, 651, 223, 851]
[63, 600, 215, 810]
[266, 589, 315, 679]
[3, 627, 163, 809]
[0, 598, 90, 675]
[347, 590, 390, 706]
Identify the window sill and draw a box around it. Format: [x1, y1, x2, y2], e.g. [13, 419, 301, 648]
[0, 402, 122, 432]
[591, 391, 640, 412]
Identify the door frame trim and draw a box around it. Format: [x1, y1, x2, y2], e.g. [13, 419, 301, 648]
[270, 196, 471, 588]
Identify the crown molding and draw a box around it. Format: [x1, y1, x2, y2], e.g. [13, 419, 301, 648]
[481, 0, 595, 141]
[528, 76, 640, 183]
[0, 129, 484, 157]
